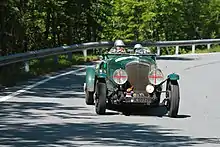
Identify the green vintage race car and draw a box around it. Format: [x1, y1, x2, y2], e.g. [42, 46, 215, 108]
[84, 52, 180, 117]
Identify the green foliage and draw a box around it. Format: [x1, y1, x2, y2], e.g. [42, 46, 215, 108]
[0, 0, 220, 87]
[0, 55, 98, 86]
[191, 45, 220, 53]
[1, 0, 219, 55]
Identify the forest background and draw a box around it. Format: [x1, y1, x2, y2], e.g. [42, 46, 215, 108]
[0, 0, 219, 86]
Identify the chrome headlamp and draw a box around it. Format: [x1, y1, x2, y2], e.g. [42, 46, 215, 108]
[112, 69, 128, 85]
[148, 68, 164, 85]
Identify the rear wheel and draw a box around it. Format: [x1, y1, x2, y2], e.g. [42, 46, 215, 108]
[84, 83, 94, 105]
[85, 90, 94, 105]
[166, 80, 180, 118]
[122, 111, 131, 116]
[95, 80, 107, 115]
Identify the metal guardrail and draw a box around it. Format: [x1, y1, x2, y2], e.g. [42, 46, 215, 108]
[131, 38, 220, 55]
[0, 41, 114, 66]
[0, 38, 220, 72]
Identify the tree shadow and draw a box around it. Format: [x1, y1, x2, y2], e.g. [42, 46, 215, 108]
[11, 73, 86, 99]
[0, 100, 204, 147]
[0, 121, 218, 147]
[0, 101, 94, 120]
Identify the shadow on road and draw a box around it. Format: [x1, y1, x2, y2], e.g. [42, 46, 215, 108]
[0, 120, 219, 146]
[16, 73, 86, 99]
[0, 101, 95, 120]
[0, 66, 87, 97]
[107, 104, 168, 117]
[0, 101, 206, 147]
[107, 104, 191, 118]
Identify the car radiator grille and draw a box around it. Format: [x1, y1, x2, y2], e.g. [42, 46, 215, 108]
[125, 62, 151, 95]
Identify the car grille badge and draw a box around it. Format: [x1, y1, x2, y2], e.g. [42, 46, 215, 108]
[126, 86, 134, 92]
[125, 86, 134, 97]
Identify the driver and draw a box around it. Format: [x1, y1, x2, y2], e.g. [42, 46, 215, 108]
[109, 39, 126, 53]
[134, 43, 151, 54]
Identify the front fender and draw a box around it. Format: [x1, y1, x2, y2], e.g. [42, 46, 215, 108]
[167, 73, 180, 81]
[86, 67, 96, 92]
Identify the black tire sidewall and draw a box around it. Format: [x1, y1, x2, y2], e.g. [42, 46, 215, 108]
[95, 81, 107, 114]
[167, 80, 180, 117]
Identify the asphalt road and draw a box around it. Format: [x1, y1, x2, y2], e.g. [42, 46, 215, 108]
[0, 53, 220, 147]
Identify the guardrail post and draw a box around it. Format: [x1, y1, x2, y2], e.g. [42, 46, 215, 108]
[175, 46, 179, 55]
[24, 61, 29, 72]
[207, 44, 211, 50]
[192, 45, 196, 54]
[83, 49, 87, 57]
[157, 47, 160, 55]
[83, 49, 87, 61]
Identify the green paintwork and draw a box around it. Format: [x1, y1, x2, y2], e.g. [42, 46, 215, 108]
[95, 61, 107, 78]
[168, 73, 180, 80]
[85, 61, 107, 92]
[85, 53, 160, 91]
[102, 53, 157, 84]
[85, 67, 96, 92]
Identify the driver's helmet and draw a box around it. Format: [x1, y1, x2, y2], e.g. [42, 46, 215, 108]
[114, 39, 125, 47]
[114, 39, 126, 53]
[134, 43, 145, 54]
[134, 43, 151, 54]
[134, 44, 143, 49]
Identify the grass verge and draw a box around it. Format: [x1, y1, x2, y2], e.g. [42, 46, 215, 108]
[188, 45, 220, 54]
[0, 54, 98, 87]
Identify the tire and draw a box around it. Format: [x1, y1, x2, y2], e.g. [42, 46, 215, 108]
[122, 111, 131, 116]
[167, 80, 180, 118]
[95, 81, 107, 115]
[85, 90, 94, 105]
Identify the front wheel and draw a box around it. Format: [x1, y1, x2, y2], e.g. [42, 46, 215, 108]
[95, 81, 107, 115]
[166, 80, 180, 118]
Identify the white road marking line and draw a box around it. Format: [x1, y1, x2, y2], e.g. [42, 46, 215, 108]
[0, 67, 86, 102]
